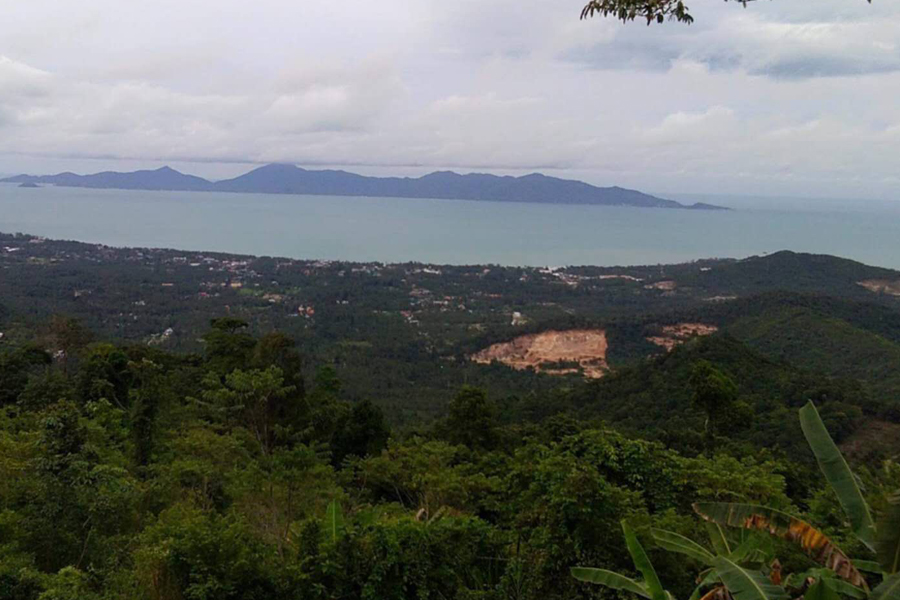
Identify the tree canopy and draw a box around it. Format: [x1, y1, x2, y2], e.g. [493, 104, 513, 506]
[579, 0, 870, 25]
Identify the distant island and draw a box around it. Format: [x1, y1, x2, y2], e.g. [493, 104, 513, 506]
[1, 164, 729, 210]
[17, 182, 40, 189]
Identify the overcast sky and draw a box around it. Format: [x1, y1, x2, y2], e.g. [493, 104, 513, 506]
[1, 0, 899, 200]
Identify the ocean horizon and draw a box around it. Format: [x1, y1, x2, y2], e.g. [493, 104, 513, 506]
[3, 182, 899, 268]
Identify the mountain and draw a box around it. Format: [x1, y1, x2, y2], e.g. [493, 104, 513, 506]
[212, 164, 720, 209]
[2, 164, 728, 210]
[3, 166, 212, 191]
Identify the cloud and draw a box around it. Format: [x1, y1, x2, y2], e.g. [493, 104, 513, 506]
[1, 0, 900, 200]
[643, 106, 736, 143]
[562, 8, 900, 80]
[0, 55, 53, 97]
[702, 16, 900, 79]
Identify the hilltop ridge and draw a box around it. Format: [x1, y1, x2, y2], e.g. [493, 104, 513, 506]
[2, 163, 728, 210]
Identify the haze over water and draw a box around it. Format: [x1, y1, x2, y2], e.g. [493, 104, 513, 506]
[2, 183, 899, 269]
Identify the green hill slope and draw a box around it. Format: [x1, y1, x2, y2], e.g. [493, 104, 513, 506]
[726, 305, 900, 400]
[564, 335, 878, 458]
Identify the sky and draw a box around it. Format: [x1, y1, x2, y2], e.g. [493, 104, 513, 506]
[1, 0, 899, 201]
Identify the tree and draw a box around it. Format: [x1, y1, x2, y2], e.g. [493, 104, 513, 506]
[201, 366, 296, 456]
[689, 361, 751, 448]
[332, 399, 390, 464]
[128, 358, 164, 468]
[441, 386, 499, 451]
[202, 318, 256, 375]
[76, 343, 131, 408]
[42, 316, 93, 374]
[0, 344, 51, 406]
[579, 0, 870, 26]
[252, 332, 305, 399]
[581, 0, 696, 25]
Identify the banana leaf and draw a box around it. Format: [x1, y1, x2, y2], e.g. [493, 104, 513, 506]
[624, 521, 668, 600]
[690, 569, 723, 600]
[697, 586, 732, 600]
[872, 572, 900, 600]
[828, 577, 870, 599]
[799, 401, 876, 552]
[706, 521, 732, 556]
[877, 494, 900, 574]
[325, 499, 344, 543]
[652, 528, 715, 565]
[571, 567, 651, 598]
[855, 559, 886, 574]
[728, 536, 770, 566]
[694, 502, 867, 589]
[712, 556, 789, 600]
[785, 569, 867, 599]
[806, 580, 841, 600]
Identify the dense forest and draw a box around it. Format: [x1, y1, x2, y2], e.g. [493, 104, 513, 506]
[1, 232, 899, 599]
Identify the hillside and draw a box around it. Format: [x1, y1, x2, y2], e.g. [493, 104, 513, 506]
[2, 232, 900, 600]
[1, 233, 899, 426]
[564, 334, 876, 456]
[2, 164, 726, 209]
[725, 303, 900, 402]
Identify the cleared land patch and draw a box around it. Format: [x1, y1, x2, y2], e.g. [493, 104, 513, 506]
[858, 279, 900, 296]
[471, 329, 608, 378]
[646, 323, 718, 351]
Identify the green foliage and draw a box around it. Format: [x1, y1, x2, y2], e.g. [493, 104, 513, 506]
[36, 567, 101, 600]
[690, 360, 739, 428]
[877, 494, 900, 574]
[712, 556, 790, 600]
[134, 504, 282, 600]
[580, 0, 693, 24]
[200, 366, 296, 456]
[622, 521, 668, 600]
[332, 399, 390, 463]
[325, 500, 345, 543]
[440, 386, 500, 451]
[202, 318, 256, 375]
[693, 502, 868, 587]
[571, 567, 651, 597]
[800, 401, 877, 552]
[872, 572, 900, 600]
[651, 528, 715, 564]
[0, 344, 51, 406]
[1, 239, 899, 599]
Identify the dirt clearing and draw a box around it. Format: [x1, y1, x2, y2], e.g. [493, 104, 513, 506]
[471, 329, 608, 378]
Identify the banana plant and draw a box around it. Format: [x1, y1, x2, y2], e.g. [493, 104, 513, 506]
[692, 502, 868, 590]
[572, 520, 674, 600]
[652, 524, 772, 567]
[783, 568, 867, 599]
[694, 401, 900, 600]
[572, 401, 900, 600]
[325, 499, 345, 543]
[711, 556, 789, 600]
[651, 522, 774, 600]
[798, 401, 876, 552]
[876, 493, 900, 574]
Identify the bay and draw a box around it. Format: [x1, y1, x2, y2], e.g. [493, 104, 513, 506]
[2, 183, 898, 268]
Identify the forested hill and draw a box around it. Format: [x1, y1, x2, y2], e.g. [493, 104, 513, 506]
[1, 233, 899, 428]
[2, 232, 900, 598]
[1, 163, 726, 209]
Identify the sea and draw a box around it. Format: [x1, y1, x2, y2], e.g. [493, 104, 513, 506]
[2, 183, 899, 269]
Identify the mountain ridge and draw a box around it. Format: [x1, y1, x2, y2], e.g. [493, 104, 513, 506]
[2, 163, 729, 210]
